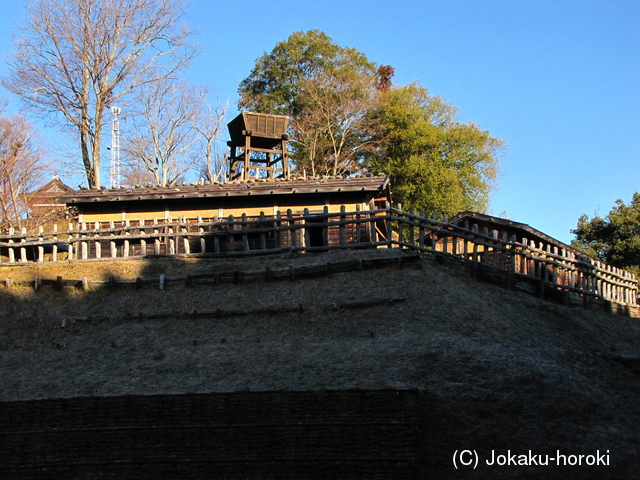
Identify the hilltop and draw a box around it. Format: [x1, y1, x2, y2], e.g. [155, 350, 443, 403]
[1, 249, 639, 478]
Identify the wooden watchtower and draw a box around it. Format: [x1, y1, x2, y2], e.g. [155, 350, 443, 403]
[227, 112, 290, 180]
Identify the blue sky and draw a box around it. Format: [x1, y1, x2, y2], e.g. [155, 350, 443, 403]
[1, 0, 638, 244]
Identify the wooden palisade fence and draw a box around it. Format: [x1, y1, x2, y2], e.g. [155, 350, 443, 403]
[1, 205, 637, 310]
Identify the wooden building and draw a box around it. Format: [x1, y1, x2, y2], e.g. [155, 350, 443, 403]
[425, 210, 638, 301]
[24, 175, 74, 225]
[450, 211, 579, 252]
[427, 210, 585, 266]
[58, 175, 390, 224]
[57, 175, 392, 254]
[57, 111, 391, 254]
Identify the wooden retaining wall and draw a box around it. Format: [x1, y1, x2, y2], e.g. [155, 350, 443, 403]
[0, 389, 429, 479]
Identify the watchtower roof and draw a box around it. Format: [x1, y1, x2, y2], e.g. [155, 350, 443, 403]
[227, 112, 289, 149]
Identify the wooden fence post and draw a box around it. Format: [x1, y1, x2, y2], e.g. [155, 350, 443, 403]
[355, 204, 362, 246]
[339, 205, 347, 246]
[213, 215, 220, 254]
[183, 223, 190, 255]
[397, 211, 404, 249]
[386, 202, 394, 248]
[303, 208, 311, 250]
[7, 227, 15, 263]
[259, 212, 267, 251]
[20, 227, 27, 263]
[418, 210, 425, 250]
[122, 220, 130, 258]
[287, 209, 296, 251]
[37, 226, 44, 263]
[468, 224, 477, 262]
[323, 206, 330, 247]
[368, 201, 377, 245]
[241, 213, 250, 252]
[275, 210, 282, 249]
[52, 224, 59, 262]
[80, 223, 88, 260]
[408, 207, 415, 248]
[491, 230, 499, 267]
[227, 215, 235, 253]
[198, 216, 206, 254]
[168, 224, 175, 255]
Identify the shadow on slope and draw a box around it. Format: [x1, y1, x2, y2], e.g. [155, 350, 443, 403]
[0, 251, 639, 478]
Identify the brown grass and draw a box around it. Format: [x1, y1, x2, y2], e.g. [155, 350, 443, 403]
[1, 249, 640, 477]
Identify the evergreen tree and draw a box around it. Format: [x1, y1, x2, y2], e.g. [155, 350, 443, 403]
[572, 193, 640, 276]
[368, 83, 504, 218]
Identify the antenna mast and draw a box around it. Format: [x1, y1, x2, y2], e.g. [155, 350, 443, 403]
[109, 106, 121, 189]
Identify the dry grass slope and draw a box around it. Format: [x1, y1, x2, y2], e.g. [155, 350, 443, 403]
[1, 249, 639, 478]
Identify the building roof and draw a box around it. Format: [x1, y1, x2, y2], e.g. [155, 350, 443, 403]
[57, 175, 391, 205]
[26, 176, 74, 199]
[453, 210, 578, 252]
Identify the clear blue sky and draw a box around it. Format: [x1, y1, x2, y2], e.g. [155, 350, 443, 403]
[1, 0, 638, 244]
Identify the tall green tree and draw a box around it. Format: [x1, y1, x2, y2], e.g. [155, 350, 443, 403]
[238, 31, 504, 216]
[572, 193, 640, 276]
[238, 30, 375, 117]
[238, 30, 379, 175]
[368, 82, 504, 218]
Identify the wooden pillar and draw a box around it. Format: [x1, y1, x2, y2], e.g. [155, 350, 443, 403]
[36, 226, 44, 263]
[241, 213, 249, 251]
[323, 205, 330, 247]
[303, 208, 310, 249]
[339, 205, 347, 246]
[287, 209, 296, 250]
[356, 204, 363, 246]
[20, 228, 27, 263]
[281, 136, 289, 179]
[275, 210, 282, 249]
[244, 133, 251, 180]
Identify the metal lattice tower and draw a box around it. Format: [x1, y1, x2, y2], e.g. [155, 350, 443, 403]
[109, 106, 122, 189]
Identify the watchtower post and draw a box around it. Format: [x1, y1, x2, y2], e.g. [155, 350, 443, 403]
[227, 112, 289, 180]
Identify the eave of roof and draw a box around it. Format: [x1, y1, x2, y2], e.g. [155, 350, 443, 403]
[26, 178, 74, 197]
[57, 175, 390, 205]
[453, 210, 577, 252]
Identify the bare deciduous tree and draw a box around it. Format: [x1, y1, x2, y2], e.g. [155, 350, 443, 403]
[122, 77, 205, 187]
[0, 114, 49, 229]
[289, 107, 328, 178]
[193, 94, 228, 183]
[294, 70, 381, 177]
[2, 0, 199, 189]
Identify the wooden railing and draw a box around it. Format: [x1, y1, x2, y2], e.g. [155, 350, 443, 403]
[1, 205, 637, 307]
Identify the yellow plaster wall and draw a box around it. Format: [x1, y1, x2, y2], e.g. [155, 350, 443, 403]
[79, 202, 367, 223]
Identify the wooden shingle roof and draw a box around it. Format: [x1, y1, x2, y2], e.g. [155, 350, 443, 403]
[453, 210, 578, 253]
[58, 175, 391, 205]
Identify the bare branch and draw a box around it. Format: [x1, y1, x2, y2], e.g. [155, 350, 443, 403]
[2, 0, 200, 188]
